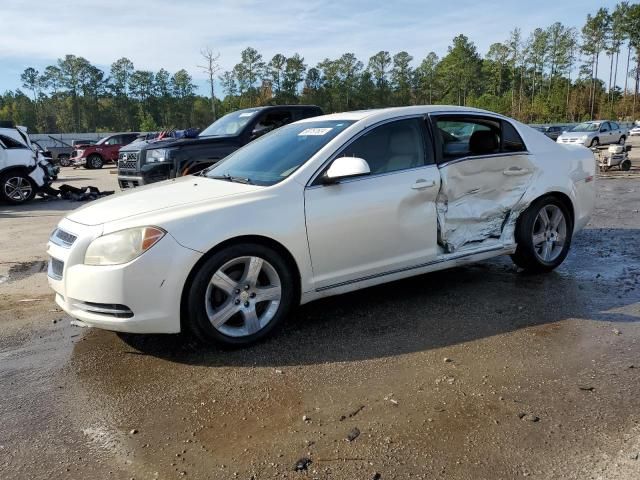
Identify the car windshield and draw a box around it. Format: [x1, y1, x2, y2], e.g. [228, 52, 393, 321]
[205, 120, 355, 186]
[199, 110, 261, 137]
[571, 122, 600, 132]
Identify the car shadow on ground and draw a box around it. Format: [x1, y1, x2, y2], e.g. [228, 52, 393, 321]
[112, 228, 640, 367]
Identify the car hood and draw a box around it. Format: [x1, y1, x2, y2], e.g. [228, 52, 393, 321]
[66, 176, 260, 226]
[120, 135, 235, 152]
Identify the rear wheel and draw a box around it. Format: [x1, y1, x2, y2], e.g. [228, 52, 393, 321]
[86, 154, 103, 169]
[58, 155, 71, 167]
[620, 159, 631, 171]
[511, 197, 573, 273]
[0, 172, 36, 205]
[186, 243, 296, 347]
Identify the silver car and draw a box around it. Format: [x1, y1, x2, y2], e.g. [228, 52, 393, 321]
[557, 121, 627, 147]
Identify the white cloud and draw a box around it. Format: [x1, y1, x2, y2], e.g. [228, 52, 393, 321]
[0, 0, 620, 87]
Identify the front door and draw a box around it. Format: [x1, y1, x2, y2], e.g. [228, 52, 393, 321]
[304, 118, 441, 290]
[431, 115, 536, 253]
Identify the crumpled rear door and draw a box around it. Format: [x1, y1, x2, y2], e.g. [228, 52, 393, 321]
[431, 115, 536, 253]
[436, 154, 535, 252]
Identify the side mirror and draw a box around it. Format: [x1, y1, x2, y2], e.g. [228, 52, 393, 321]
[322, 157, 370, 184]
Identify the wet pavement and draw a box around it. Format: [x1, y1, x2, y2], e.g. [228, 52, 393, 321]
[1, 151, 640, 479]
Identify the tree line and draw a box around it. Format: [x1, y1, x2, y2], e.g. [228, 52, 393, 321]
[1, 3, 639, 134]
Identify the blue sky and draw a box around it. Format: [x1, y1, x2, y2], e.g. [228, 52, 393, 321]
[0, 0, 622, 95]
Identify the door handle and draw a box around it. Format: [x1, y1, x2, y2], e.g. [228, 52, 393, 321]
[411, 179, 436, 190]
[503, 167, 530, 176]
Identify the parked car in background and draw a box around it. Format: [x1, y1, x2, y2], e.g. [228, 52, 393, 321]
[630, 124, 640, 136]
[0, 122, 58, 204]
[556, 121, 627, 147]
[117, 105, 323, 188]
[48, 106, 595, 346]
[72, 132, 139, 169]
[533, 125, 566, 141]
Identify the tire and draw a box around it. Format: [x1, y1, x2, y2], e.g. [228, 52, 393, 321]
[186, 243, 296, 347]
[590, 138, 600, 147]
[0, 171, 37, 205]
[511, 196, 573, 273]
[620, 159, 631, 171]
[618, 136, 626, 145]
[86, 154, 103, 169]
[59, 156, 71, 167]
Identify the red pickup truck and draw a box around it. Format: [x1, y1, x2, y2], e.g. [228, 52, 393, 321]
[72, 132, 139, 169]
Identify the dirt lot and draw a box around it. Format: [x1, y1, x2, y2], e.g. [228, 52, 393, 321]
[1, 141, 640, 480]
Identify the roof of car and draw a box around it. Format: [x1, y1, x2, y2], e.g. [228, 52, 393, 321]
[236, 105, 321, 113]
[298, 105, 512, 124]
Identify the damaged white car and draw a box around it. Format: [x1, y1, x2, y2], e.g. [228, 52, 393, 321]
[47, 106, 595, 346]
[1, 123, 58, 204]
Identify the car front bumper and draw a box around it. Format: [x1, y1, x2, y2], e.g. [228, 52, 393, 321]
[47, 218, 202, 334]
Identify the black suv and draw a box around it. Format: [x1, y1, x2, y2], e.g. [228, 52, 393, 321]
[117, 105, 323, 188]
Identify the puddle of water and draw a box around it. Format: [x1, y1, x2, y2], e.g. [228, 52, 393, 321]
[5, 261, 47, 283]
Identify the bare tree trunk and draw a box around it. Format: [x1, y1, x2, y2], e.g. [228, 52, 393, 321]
[608, 53, 614, 117]
[591, 51, 600, 120]
[624, 45, 631, 95]
[634, 58, 639, 119]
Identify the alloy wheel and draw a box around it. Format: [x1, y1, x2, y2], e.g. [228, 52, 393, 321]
[205, 256, 282, 338]
[4, 176, 33, 202]
[532, 204, 567, 263]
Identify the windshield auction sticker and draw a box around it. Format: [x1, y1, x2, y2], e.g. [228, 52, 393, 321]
[298, 128, 333, 136]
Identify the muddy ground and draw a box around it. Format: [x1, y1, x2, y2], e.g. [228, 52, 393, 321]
[1, 142, 640, 480]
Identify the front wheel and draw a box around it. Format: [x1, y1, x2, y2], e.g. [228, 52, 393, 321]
[590, 138, 600, 147]
[618, 136, 626, 145]
[620, 159, 631, 171]
[0, 172, 36, 205]
[186, 243, 296, 347]
[59, 155, 71, 167]
[86, 154, 103, 169]
[511, 197, 573, 273]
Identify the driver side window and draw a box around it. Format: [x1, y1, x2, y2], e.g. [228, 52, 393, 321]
[252, 111, 293, 139]
[337, 118, 429, 175]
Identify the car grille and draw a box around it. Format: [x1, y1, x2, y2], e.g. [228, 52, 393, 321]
[49, 258, 64, 280]
[118, 151, 139, 170]
[51, 228, 77, 247]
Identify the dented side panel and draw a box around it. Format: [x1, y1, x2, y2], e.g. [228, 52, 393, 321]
[436, 154, 537, 252]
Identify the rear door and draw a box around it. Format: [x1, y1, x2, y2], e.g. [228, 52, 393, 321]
[599, 122, 614, 144]
[430, 114, 536, 253]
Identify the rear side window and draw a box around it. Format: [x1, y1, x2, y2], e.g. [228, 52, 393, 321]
[434, 116, 528, 162]
[435, 117, 501, 161]
[502, 121, 526, 152]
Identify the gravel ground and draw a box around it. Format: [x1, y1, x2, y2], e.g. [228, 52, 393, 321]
[1, 142, 639, 480]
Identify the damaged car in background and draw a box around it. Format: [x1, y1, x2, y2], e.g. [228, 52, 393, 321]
[0, 121, 59, 204]
[47, 106, 595, 346]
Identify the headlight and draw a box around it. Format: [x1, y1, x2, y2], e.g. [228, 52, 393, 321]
[146, 148, 169, 163]
[84, 226, 165, 266]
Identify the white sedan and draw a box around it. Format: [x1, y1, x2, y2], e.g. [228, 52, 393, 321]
[47, 106, 595, 346]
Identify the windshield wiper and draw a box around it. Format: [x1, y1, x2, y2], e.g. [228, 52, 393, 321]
[209, 173, 253, 185]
